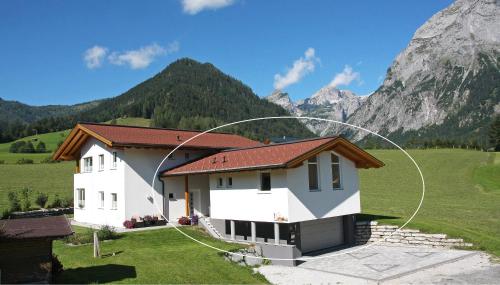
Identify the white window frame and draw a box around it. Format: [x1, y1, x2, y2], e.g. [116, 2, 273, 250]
[111, 151, 117, 169]
[98, 191, 104, 209]
[98, 154, 104, 171]
[308, 156, 320, 191]
[259, 172, 271, 191]
[83, 157, 93, 173]
[331, 152, 342, 190]
[111, 193, 117, 210]
[77, 188, 85, 208]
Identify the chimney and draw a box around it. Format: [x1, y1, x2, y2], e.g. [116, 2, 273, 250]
[263, 138, 271, 145]
[176, 135, 181, 141]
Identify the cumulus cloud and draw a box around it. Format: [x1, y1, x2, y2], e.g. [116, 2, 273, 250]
[83, 45, 108, 69]
[182, 0, 234, 15]
[108, 42, 179, 69]
[273, 48, 319, 90]
[329, 65, 360, 88]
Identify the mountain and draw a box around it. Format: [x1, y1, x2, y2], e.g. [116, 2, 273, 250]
[327, 0, 500, 145]
[0, 58, 314, 142]
[266, 87, 366, 136]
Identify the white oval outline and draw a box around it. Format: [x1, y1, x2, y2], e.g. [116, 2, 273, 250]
[149, 116, 425, 261]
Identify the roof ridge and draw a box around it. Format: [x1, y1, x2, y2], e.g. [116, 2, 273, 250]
[220, 136, 338, 153]
[78, 121, 237, 135]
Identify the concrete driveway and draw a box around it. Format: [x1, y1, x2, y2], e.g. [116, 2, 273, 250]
[258, 245, 500, 284]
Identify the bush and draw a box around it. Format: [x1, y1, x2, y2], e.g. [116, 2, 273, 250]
[35, 141, 47, 153]
[7, 191, 21, 212]
[35, 192, 49, 208]
[49, 194, 63, 208]
[19, 188, 33, 211]
[98, 225, 118, 240]
[41, 156, 59, 164]
[178, 216, 191, 225]
[9, 141, 26, 153]
[61, 196, 73, 208]
[123, 220, 135, 229]
[16, 158, 34, 164]
[143, 215, 153, 225]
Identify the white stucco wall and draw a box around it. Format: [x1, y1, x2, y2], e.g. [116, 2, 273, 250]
[74, 139, 126, 227]
[208, 150, 361, 223]
[74, 137, 211, 227]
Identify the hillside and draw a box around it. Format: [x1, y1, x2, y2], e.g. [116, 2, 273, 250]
[0, 58, 314, 142]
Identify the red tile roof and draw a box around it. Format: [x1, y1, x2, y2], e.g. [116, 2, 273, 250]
[0, 216, 73, 240]
[163, 137, 340, 176]
[81, 123, 261, 149]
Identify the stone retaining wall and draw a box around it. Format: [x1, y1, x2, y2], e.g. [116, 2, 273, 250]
[355, 221, 473, 248]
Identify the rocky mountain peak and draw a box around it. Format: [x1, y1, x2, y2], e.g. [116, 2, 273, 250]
[265, 90, 297, 113]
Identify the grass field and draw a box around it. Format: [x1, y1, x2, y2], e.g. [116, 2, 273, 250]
[53, 226, 267, 284]
[104, 117, 152, 127]
[360, 149, 500, 257]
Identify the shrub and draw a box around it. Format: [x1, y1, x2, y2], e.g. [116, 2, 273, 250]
[49, 194, 63, 208]
[16, 158, 34, 164]
[1, 208, 11, 219]
[98, 225, 119, 240]
[178, 216, 191, 225]
[41, 156, 59, 164]
[35, 141, 47, 153]
[190, 215, 199, 225]
[35, 192, 49, 208]
[123, 220, 135, 229]
[152, 215, 159, 224]
[9, 141, 26, 153]
[19, 188, 33, 211]
[143, 215, 153, 225]
[7, 191, 21, 212]
[61, 196, 73, 208]
[20, 141, 35, 153]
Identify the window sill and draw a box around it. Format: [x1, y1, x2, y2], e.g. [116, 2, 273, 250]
[257, 191, 271, 194]
[332, 188, 344, 191]
[110, 208, 117, 211]
[309, 189, 321, 192]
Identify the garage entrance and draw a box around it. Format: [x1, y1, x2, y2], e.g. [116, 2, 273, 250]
[300, 217, 344, 253]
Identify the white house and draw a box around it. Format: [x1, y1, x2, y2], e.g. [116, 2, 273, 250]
[54, 123, 383, 264]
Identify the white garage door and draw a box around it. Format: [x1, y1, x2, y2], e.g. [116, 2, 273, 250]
[300, 217, 344, 253]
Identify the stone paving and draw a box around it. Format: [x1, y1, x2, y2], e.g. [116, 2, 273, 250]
[298, 245, 476, 282]
[258, 244, 500, 284]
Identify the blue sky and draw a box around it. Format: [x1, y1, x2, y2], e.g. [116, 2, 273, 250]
[0, 0, 453, 106]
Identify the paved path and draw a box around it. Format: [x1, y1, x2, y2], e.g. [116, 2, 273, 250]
[258, 245, 500, 284]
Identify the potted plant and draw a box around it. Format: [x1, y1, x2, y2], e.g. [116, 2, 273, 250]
[190, 215, 199, 225]
[143, 215, 153, 226]
[178, 216, 191, 225]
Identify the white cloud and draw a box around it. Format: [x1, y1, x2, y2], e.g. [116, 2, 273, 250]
[182, 0, 234, 15]
[83, 45, 108, 69]
[108, 42, 179, 69]
[273, 48, 319, 90]
[329, 65, 360, 88]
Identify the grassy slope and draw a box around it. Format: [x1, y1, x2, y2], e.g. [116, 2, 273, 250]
[360, 149, 500, 256]
[54, 227, 267, 284]
[0, 130, 70, 163]
[104, 117, 151, 127]
[0, 162, 74, 210]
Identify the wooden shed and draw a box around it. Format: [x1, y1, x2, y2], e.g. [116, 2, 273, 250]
[0, 216, 73, 284]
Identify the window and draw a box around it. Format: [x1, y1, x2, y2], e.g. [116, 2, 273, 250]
[112, 152, 117, 168]
[168, 193, 174, 199]
[184, 153, 190, 160]
[168, 153, 175, 160]
[216, 177, 224, 188]
[260, 172, 271, 191]
[111, 193, 117, 210]
[83, 157, 93, 172]
[99, 154, 104, 170]
[308, 156, 319, 191]
[98, 191, 104, 208]
[77, 188, 85, 208]
[227, 177, 233, 188]
[331, 153, 342, 189]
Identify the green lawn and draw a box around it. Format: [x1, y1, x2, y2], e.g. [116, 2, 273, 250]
[0, 162, 73, 210]
[54, 227, 267, 284]
[360, 149, 500, 257]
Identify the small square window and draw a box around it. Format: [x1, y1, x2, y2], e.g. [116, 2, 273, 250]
[216, 177, 224, 188]
[227, 177, 233, 188]
[168, 193, 174, 199]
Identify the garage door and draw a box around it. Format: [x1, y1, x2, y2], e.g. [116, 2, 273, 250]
[300, 217, 344, 253]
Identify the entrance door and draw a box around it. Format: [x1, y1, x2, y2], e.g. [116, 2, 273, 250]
[189, 189, 201, 217]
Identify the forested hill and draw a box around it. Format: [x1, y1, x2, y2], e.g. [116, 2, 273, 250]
[0, 58, 314, 142]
